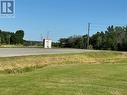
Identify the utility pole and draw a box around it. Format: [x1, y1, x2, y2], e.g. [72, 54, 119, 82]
[87, 23, 91, 49]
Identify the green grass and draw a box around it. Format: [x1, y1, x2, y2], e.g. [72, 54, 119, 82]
[0, 64, 127, 95]
[0, 52, 127, 95]
[0, 51, 126, 73]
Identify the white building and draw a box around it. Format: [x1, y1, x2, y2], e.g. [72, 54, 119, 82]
[43, 39, 52, 48]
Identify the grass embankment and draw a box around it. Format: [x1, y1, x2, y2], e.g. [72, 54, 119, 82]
[0, 51, 126, 73]
[0, 52, 127, 95]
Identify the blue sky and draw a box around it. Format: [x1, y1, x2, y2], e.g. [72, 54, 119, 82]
[0, 0, 127, 42]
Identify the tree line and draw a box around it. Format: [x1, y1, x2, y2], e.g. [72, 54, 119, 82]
[58, 25, 127, 51]
[0, 30, 24, 45]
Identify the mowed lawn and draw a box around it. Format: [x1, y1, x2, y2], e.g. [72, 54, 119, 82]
[0, 51, 127, 95]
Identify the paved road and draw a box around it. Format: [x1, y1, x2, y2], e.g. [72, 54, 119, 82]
[0, 48, 95, 57]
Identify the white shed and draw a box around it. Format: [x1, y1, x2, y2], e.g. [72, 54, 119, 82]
[43, 39, 52, 48]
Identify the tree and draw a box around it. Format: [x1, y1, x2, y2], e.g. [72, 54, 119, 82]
[10, 33, 16, 44]
[58, 25, 127, 51]
[15, 30, 24, 44]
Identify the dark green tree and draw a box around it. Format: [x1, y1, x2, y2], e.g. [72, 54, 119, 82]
[15, 30, 24, 44]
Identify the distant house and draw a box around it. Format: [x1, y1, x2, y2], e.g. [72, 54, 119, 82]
[43, 39, 52, 48]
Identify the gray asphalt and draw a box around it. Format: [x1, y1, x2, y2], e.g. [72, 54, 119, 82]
[0, 48, 95, 57]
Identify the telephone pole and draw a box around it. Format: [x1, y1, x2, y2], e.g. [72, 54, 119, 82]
[87, 23, 91, 49]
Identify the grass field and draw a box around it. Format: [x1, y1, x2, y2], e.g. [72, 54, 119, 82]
[0, 51, 127, 95]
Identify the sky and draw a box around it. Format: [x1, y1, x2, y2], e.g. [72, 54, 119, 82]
[0, 0, 127, 42]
